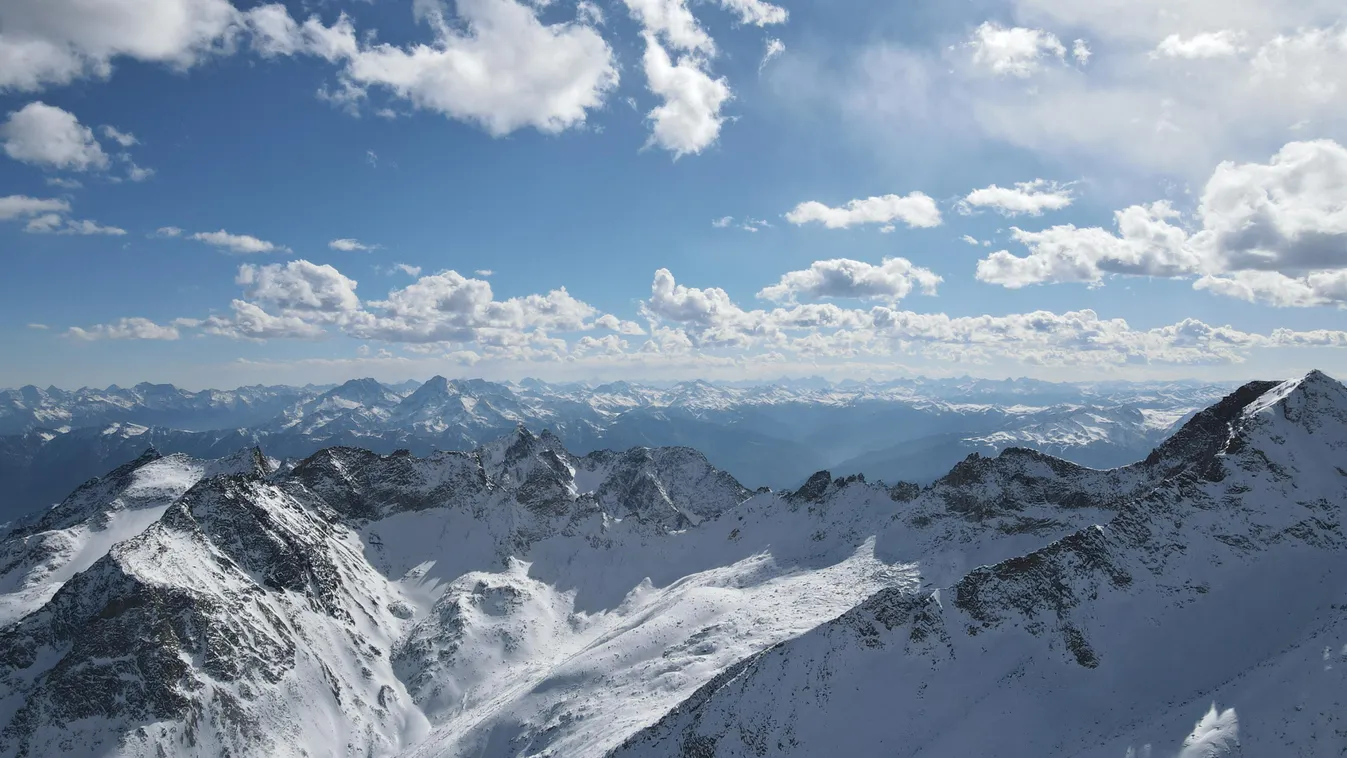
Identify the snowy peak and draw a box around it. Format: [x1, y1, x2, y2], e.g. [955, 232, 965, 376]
[0, 473, 421, 758]
[1243, 368, 1347, 431]
[1142, 378, 1281, 478]
[0, 446, 284, 627]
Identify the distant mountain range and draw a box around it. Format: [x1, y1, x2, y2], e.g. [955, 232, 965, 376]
[0, 376, 1232, 525]
[0, 371, 1341, 756]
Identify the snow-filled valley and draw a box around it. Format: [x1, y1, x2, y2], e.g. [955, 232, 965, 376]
[0, 371, 1343, 757]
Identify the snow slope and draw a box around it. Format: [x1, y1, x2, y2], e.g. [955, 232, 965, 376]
[0, 447, 271, 626]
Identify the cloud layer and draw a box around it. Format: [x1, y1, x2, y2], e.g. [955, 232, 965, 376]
[65, 256, 1347, 372]
[975, 139, 1347, 306]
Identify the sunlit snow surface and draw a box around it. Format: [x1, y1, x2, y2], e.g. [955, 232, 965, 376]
[0, 451, 264, 625]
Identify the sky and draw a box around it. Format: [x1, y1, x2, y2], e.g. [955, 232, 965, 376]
[2, 0, 1347, 389]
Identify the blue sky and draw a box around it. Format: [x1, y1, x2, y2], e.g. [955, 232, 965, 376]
[2, 0, 1347, 389]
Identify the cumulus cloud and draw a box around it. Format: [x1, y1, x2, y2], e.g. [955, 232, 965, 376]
[757, 258, 941, 304]
[976, 201, 1198, 288]
[258, 0, 618, 136]
[329, 237, 378, 252]
[394, 263, 422, 277]
[596, 313, 647, 335]
[191, 229, 290, 254]
[67, 317, 180, 341]
[0, 0, 240, 92]
[154, 226, 184, 237]
[640, 33, 731, 157]
[785, 192, 942, 229]
[1, 102, 109, 171]
[976, 139, 1347, 306]
[237, 260, 361, 317]
[968, 22, 1066, 77]
[1193, 139, 1347, 273]
[622, 0, 713, 54]
[961, 179, 1074, 216]
[344, 270, 599, 345]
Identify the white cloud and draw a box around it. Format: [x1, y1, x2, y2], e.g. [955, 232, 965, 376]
[45, 177, 82, 189]
[1, 102, 109, 171]
[100, 125, 138, 147]
[394, 263, 422, 277]
[719, 0, 787, 27]
[1154, 30, 1246, 59]
[641, 267, 1347, 365]
[126, 163, 154, 182]
[785, 192, 942, 229]
[25, 214, 126, 235]
[475, 269, 494, 277]
[0, 195, 69, 220]
[154, 226, 184, 237]
[953, 7, 1347, 174]
[236, 260, 361, 317]
[264, 0, 619, 136]
[26, 323, 48, 330]
[1193, 139, 1347, 273]
[712, 215, 734, 228]
[1072, 39, 1091, 65]
[640, 33, 731, 157]
[976, 139, 1347, 305]
[760, 37, 785, 70]
[202, 300, 330, 340]
[622, 0, 713, 54]
[345, 269, 599, 344]
[757, 258, 942, 304]
[64, 258, 1347, 368]
[961, 179, 1074, 216]
[960, 234, 982, 246]
[0, 0, 239, 91]
[969, 22, 1065, 77]
[191, 229, 290, 254]
[596, 313, 647, 335]
[67, 317, 180, 341]
[329, 237, 378, 252]
[976, 201, 1198, 287]
[577, 1, 604, 26]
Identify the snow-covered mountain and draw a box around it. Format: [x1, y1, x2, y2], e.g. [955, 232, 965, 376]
[0, 375, 1231, 526]
[0, 371, 1341, 756]
[613, 372, 1347, 757]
